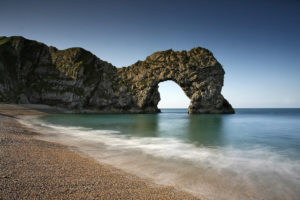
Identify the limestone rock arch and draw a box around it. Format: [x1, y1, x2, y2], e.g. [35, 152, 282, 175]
[0, 36, 234, 114]
[117, 47, 234, 114]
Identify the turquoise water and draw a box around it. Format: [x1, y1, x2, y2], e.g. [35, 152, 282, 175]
[23, 109, 300, 200]
[40, 108, 300, 157]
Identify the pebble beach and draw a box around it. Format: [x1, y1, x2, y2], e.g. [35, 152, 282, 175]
[0, 104, 198, 200]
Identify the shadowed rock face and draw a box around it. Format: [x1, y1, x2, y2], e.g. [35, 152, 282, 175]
[0, 36, 234, 114]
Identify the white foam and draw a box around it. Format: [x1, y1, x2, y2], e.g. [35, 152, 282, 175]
[19, 117, 300, 200]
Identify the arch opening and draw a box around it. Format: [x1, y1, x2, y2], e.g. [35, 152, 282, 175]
[157, 80, 190, 109]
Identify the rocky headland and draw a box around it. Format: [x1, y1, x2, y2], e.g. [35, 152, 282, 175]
[0, 36, 234, 114]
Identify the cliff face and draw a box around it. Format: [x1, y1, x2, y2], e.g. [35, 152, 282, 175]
[0, 36, 234, 114]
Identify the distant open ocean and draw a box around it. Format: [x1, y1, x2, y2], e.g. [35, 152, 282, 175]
[21, 108, 300, 200]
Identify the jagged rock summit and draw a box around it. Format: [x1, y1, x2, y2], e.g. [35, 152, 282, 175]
[0, 36, 234, 114]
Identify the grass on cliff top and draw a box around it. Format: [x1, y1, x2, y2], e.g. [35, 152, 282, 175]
[0, 37, 9, 46]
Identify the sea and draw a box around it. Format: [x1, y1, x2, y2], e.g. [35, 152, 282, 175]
[20, 108, 300, 200]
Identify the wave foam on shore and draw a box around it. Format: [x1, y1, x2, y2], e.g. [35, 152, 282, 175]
[19, 117, 300, 200]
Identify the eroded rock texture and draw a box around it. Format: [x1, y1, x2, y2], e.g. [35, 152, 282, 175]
[0, 36, 234, 114]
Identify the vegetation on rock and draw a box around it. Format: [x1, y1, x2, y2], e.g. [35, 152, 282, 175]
[0, 36, 234, 114]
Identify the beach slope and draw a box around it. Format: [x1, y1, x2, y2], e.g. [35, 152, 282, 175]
[0, 104, 198, 200]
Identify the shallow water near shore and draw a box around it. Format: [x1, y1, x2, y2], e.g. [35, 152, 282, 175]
[20, 108, 300, 200]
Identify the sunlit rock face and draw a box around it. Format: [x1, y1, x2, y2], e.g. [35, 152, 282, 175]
[0, 36, 234, 114]
[117, 48, 234, 114]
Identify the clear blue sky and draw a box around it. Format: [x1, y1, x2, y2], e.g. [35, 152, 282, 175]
[1, 0, 299, 108]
